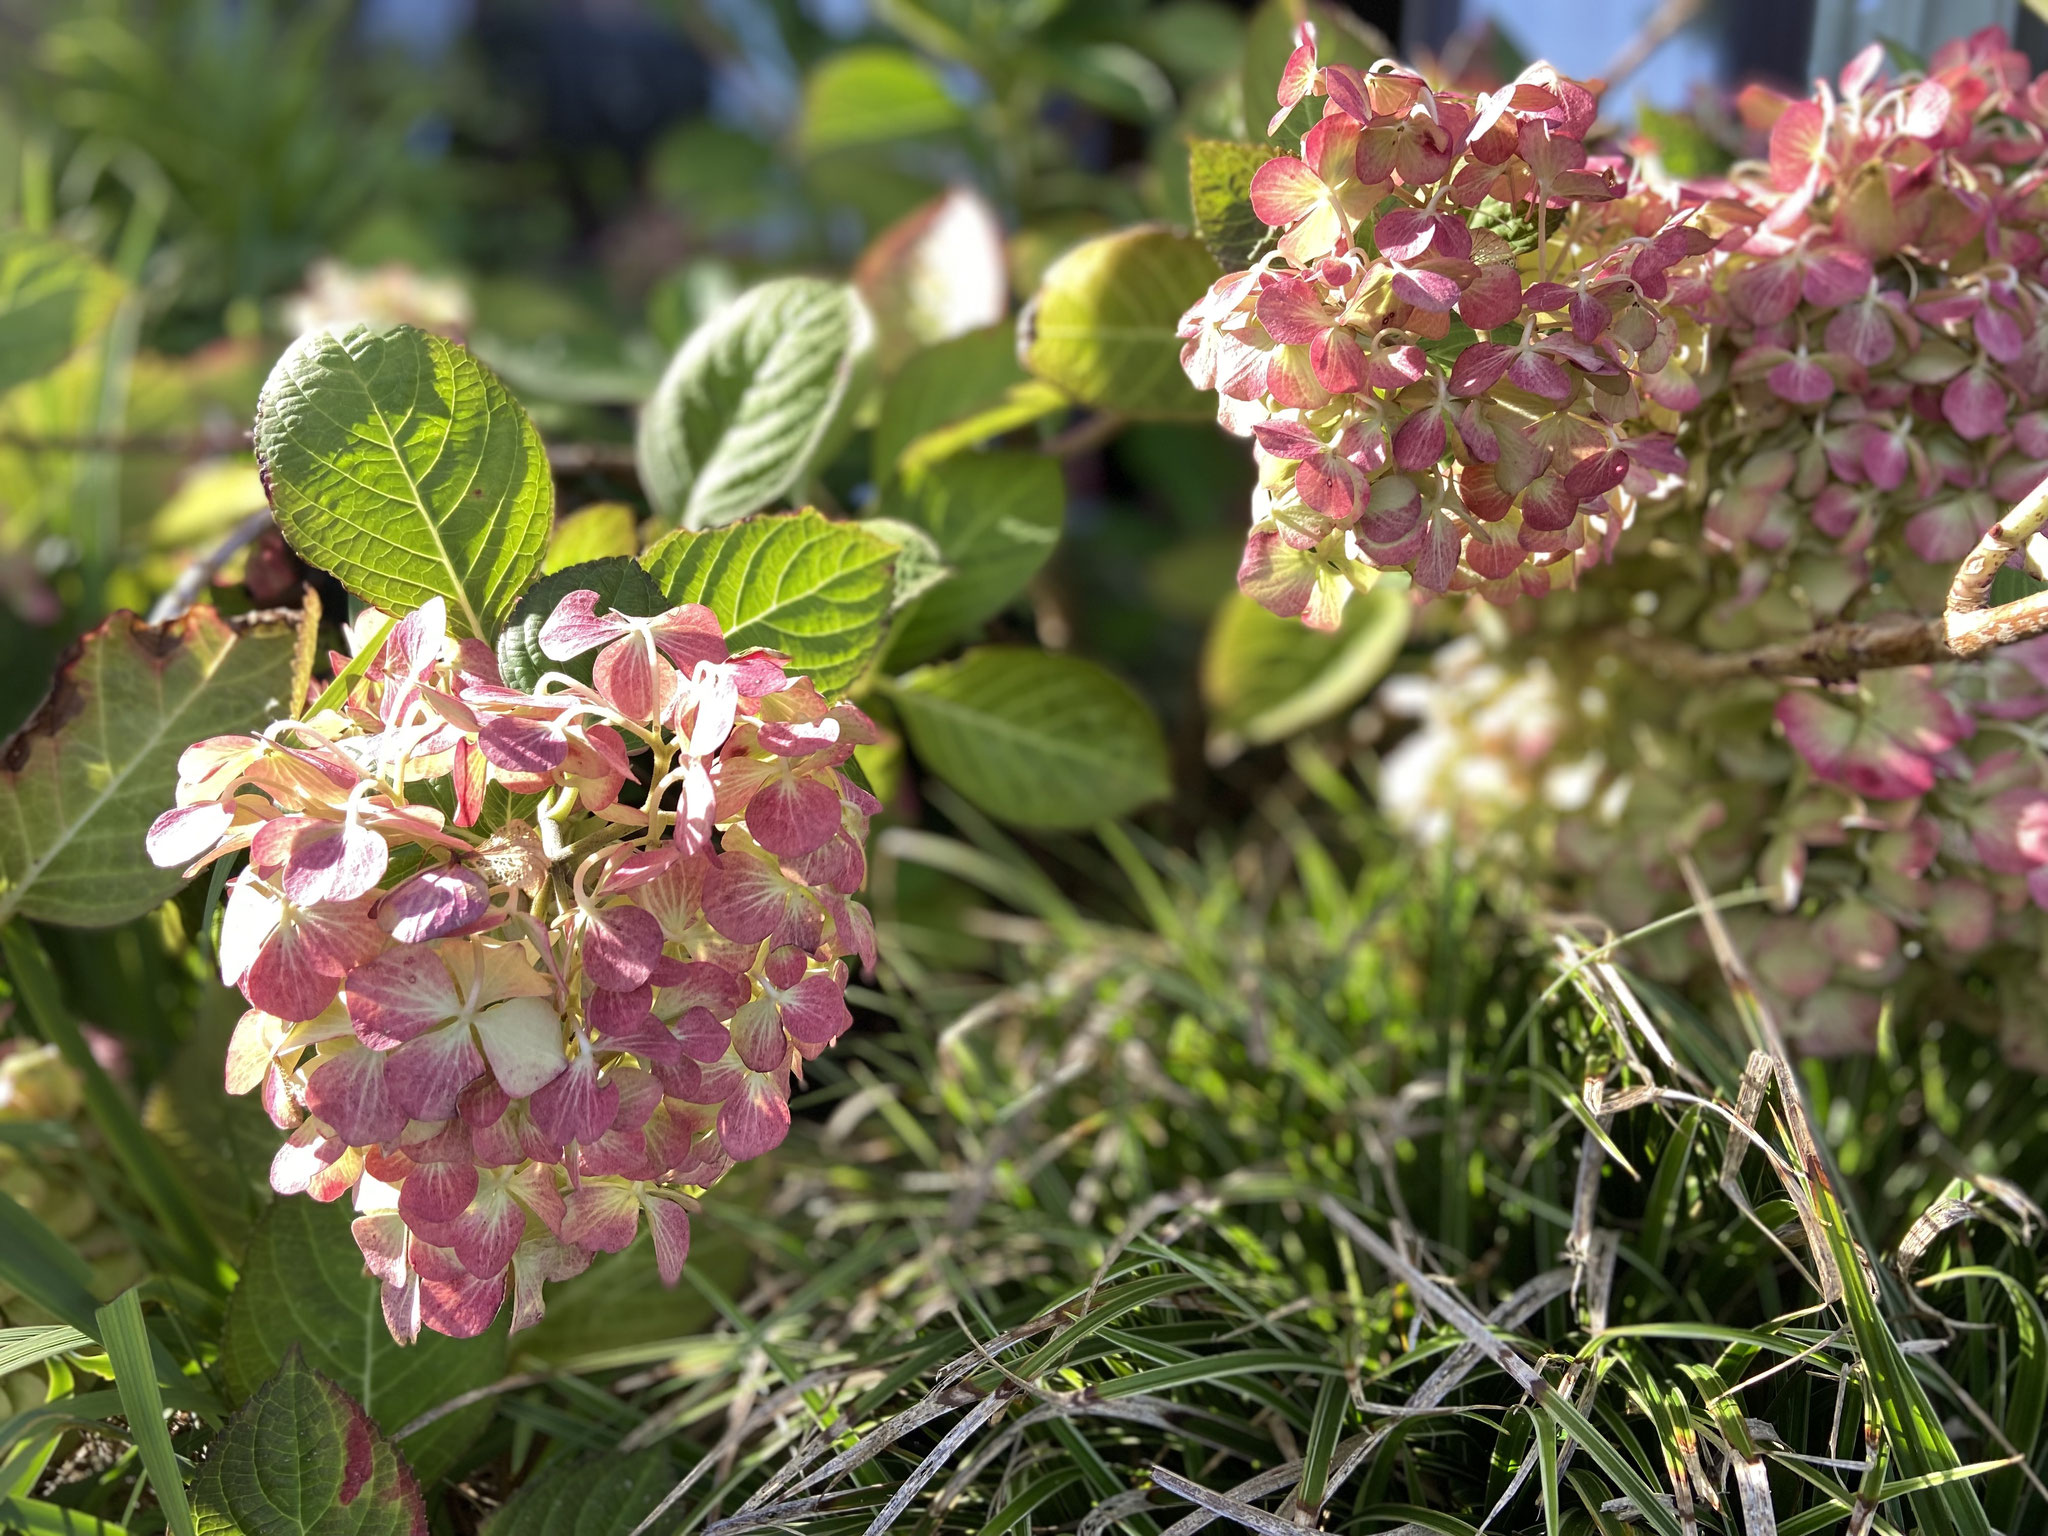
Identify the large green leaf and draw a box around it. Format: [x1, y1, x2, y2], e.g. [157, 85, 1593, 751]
[192, 1348, 427, 1536]
[1017, 228, 1219, 420]
[479, 1448, 676, 1536]
[874, 452, 1064, 668]
[495, 557, 668, 695]
[640, 510, 897, 692]
[0, 605, 300, 928]
[870, 324, 1028, 480]
[1201, 579, 1410, 762]
[1188, 140, 1283, 270]
[797, 47, 964, 156]
[0, 232, 125, 397]
[635, 279, 875, 531]
[891, 647, 1170, 829]
[255, 323, 553, 640]
[142, 993, 279, 1255]
[221, 1201, 506, 1487]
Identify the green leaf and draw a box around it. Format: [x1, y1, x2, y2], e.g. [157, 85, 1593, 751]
[96, 1291, 194, 1536]
[220, 1201, 506, 1487]
[495, 558, 668, 696]
[0, 233, 125, 398]
[860, 518, 953, 614]
[0, 1325, 92, 1377]
[635, 279, 875, 531]
[0, 1493, 130, 1535]
[255, 322, 553, 640]
[543, 502, 640, 573]
[890, 647, 1170, 829]
[1201, 578, 1409, 761]
[1242, 0, 1390, 141]
[478, 1447, 677, 1536]
[142, 994, 279, 1256]
[1187, 140, 1283, 270]
[0, 1188, 101, 1336]
[1635, 103, 1734, 179]
[1018, 227, 1219, 420]
[1919, 1267, 2047, 1532]
[871, 325, 1028, 480]
[0, 606, 300, 928]
[640, 510, 898, 692]
[192, 1347, 428, 1536]
[873, 452, 1064, 668]
[1990, 564, 2048, 607]
[797, 47, 964, 156]
[898, 381, 1069, 477]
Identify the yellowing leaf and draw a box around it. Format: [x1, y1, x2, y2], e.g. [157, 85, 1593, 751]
[1018, 227, 1219, 419]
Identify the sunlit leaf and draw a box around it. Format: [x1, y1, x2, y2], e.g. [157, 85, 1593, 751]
[1018, 227, 1218, 419]
[1201, 578, 1410, 761]
[255, 323, 553, 639]
[855, 186, 1009, 374]
[797, 48, 964, 156]
[0, 231, 125, 397]
[1188, 140, 1283, 270]
[891, 646, 1170, 828]
[874, 451, 1063, 667]
[642, 509, 898, 692]
[635, 279, 875, 531]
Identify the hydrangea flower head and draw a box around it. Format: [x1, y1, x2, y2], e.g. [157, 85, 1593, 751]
[149, 589, 877, 1341]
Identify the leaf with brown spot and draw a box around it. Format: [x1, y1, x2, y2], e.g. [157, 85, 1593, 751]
[0, 604, 301, 928]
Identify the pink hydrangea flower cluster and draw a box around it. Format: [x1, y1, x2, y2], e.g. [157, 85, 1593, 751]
[1678, 30, 2048, 603]
[147, 590, 878, 1340]
[1278, 29, 2048, 1070]
[1178, 22, 1711, 625]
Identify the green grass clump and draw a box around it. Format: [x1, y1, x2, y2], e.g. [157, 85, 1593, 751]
[466, 779, 2048, 1536]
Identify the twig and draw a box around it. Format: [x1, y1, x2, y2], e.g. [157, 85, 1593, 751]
[544, 440, 640, 478]
[147, 507, 276, 623]
[1041, 412, 1127, 459]
[1600, 0, 1704, 95]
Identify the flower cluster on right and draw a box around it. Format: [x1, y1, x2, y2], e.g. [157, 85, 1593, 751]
[1199, 26, 2048, 1066]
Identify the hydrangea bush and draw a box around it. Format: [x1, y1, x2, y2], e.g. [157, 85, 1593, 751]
[147, 590, 877, 1340]
[1191, 25, 2048, 1066]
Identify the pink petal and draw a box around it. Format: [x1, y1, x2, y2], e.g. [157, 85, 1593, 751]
[477, 715, 567, 774]
[377, 865, 490, 945]
[146, 801, 235, 869]
[305, 1047, 407, 1146]
[385, 1025, 487, 1121]
[1249, 157, 1325, 227]
[447, 1186, 525, 1279]
[702, 844, 823, 951]
[538, 589, 632, 661]
[561, 1180, 642, 1252]
[1457, 265, 1521, 330]
[776, 970, 851, 1048]
[399, 1156, 480, 1228]
[419, 1266, 506, 1340]
[1255, 275, 1328, 346]
[729, 998, 789, 1072]
[648, 604, 729, 671]
[1768, 356, 1835, 405]
[1449, 342, 1514, 396]
[582, 902, 665, 990]
[1295, 452, 1363, 521]
[1391, 266, 1460, 312]
[1801, 245, 1871, 308]
[1390, 410, 1446, 473]
[717, 1070, 790, 1161]
[1942, 368, 2008, 440]
[528, 1050, 617, 1145]
[280, 819, 390, 907]
[646, 1197, 691, 1285]
[347, 946, 461, 1048]
[593, 636, 667, 723]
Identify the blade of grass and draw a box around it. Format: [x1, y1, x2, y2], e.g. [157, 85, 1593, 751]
[0, 1327, 92, 1377]
[1919, 1267, 2047, 1531]
[94, 1290, 194, 1536]
[1808, 1160, 1991, 1536]
[1294, 1374, 1347, 1519]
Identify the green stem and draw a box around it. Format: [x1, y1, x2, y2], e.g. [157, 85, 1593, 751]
[0, 921, 227, 1293]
